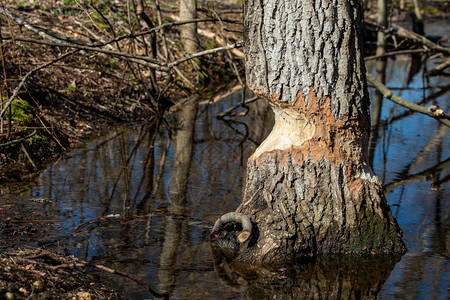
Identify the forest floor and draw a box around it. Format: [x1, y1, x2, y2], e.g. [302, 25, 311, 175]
[0, 0, 448, 299]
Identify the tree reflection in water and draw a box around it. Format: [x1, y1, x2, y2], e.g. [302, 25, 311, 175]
[159, 96, 198, 296]
[16, 55, 449, 299]
[213, 253, 400, 299]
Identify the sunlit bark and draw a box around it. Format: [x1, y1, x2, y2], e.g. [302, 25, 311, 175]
[212, 0, 406, 263]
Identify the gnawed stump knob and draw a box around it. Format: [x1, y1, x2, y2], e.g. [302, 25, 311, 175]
[211, 212, 252, 243]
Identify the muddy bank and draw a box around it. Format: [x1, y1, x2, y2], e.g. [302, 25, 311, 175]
[0, 246, 126, 299]
[0, 0, 243, 184]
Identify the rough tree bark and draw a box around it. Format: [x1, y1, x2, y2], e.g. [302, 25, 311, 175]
[211, 0, 406, 263]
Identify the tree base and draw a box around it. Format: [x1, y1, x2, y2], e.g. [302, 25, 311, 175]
[212, 148, 406, 264]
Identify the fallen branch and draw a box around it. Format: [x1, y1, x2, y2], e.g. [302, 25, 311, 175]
[0, 7, 83, 45]
[0, 50, 78, 119]
[5, 36, 242, 72]
[20, 258, 168, 299]
[20, 143, 37, 170]
[392, 24, 450, 55]
[366, 72, 450, 128]
[365, 21, 450, 55]
[2, 36, 162, 67]
[0, 129, 37, 147]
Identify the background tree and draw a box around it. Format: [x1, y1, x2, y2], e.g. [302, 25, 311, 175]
[180, 0, 198, 54]
[212, 0, 406, 262]
[369, 0, 388, 162]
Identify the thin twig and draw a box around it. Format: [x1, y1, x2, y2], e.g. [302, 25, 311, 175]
[364, 49, 427, 61]
[155, 0, 170, 61]
[217, 96, 258, 118]
[168, 41, 243, 68]
[20, 143, 37, 170]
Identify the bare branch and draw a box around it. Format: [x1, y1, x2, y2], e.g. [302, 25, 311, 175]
[0, 6, 84, 45]
[364, 49, 427, 61]
[392, 24, 450, 55]
[365, 21, 450, 55]
[427, 57, 450, 75]
[366, 72, 450, 128]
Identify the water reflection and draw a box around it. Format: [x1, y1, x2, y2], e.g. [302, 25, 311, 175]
[159, 96, 197, 296]
[2, 54, 448, 298]
[366, 55, 449, 299]
[214, 256, 399, 299]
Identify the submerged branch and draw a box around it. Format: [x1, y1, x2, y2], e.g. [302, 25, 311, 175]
[366, 72, 450, 128]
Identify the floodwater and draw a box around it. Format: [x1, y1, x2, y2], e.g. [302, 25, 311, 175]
[1, 58, 449, 298]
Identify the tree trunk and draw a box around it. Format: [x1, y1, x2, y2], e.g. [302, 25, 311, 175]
[369, 0, 388, 163]
[179, 0, 197, 53]
[211, 0, 406, 263]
